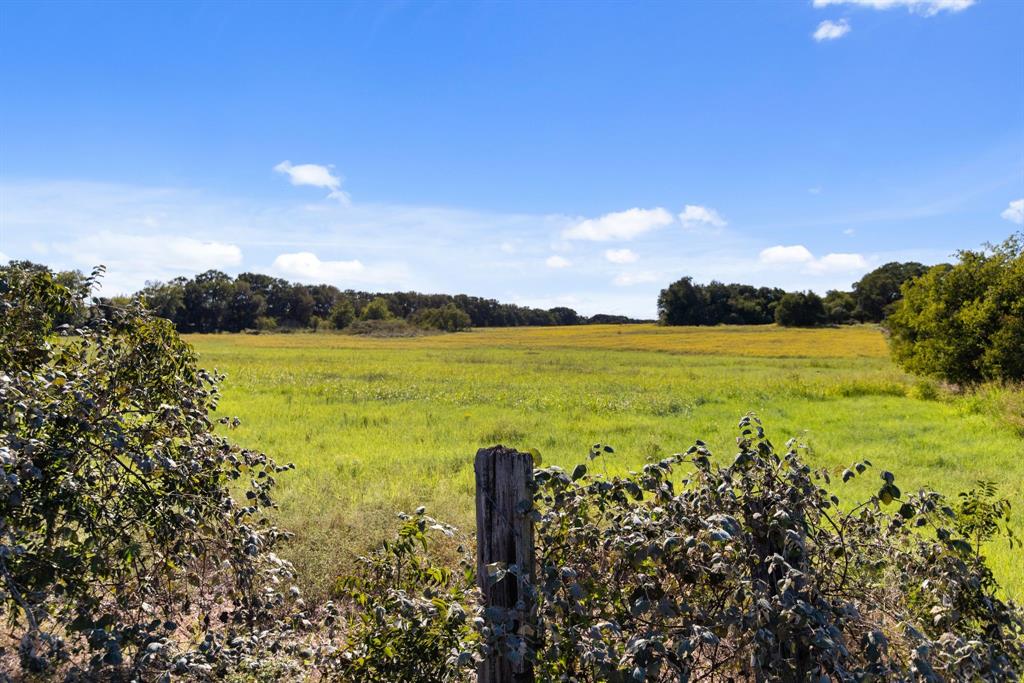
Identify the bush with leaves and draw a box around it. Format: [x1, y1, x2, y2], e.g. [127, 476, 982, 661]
[487, 415, 1024, 681]
[887, 233, 1023, 384]
[322, 508, 480, 682]
[412, 303, 473, 332]
[360, 296, 395, 321]
[0, 263, 295, 679]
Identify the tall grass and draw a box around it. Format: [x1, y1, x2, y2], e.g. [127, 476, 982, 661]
[188, 324, 1023, 599]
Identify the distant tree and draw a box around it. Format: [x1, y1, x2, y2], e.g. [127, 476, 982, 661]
[360, 296, 394, 321]
[658, 276, 704, 325]
[852, 261, 929, 322]
[308, 283, 342, 319]
[587, 314, 646, 325]
[887, 234, 1023, 384]
[181, 270, 234, 332]
[823, 289, 857, 324]
[284, 285, 315, 328]
[547, 307, 580, 326]
[140, 278, 186, 324]
[330, 298, 356, 329]
[223, 279, 267, 331]
[659, 277, 784, 326]
[238, 272, 294, 323]
[775, 291, 827, 327]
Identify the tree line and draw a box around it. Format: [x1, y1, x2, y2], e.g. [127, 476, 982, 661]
[4, 262, 647, 333]
[658, 261, 932, 327]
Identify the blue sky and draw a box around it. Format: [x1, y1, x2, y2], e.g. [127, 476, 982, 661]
[1, 0, 1021, 317]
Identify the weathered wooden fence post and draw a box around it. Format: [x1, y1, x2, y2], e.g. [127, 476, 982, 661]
[475, 446, 536, 683]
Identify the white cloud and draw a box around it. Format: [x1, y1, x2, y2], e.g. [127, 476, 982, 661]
[678, 204, 726, 229]
[545, 255, 572, 269]
[1001, 198, 1024, 225]
[271, 251, 365, 282]
[500, 241, 517, 254]
[274, 160, 350, 204]
[563, 207, 673, 241]
[813, 0, 974, 15]
[808, 252, 867, 272]
[759, 245, 815, 265]
[612, 272, 658, 286]
[0, 251, 8, 264]
[605, 248, 639, 264]
[759, 245, 866, 274]
[813, 19, 851, 41]
[843, 228, 856, 235]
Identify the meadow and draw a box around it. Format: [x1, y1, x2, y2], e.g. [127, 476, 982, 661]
[187, 324, 1024, 598]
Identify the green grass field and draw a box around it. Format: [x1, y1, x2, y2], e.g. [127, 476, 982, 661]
[187, 324, 1024, 599]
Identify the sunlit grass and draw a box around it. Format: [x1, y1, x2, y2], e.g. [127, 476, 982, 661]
[187, 324, 1023, 599]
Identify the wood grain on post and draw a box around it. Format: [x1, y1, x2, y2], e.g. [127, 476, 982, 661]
[475, 446, 536, 683]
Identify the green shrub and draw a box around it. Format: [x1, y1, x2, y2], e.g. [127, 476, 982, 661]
[330, 298, 356, 329]
[309, 314, 335, 331]
[482, 416, 1024, 681]
[412, 303, 472, 332]
[887, 233, 1023, 384]
[0, 263, 295, 679]
[345, 319, 424, 337]
[360, 296, 394, 321]
[324, 509, 480, 682]
[908, 377, 942, 401]
[255, 315, 278, 331]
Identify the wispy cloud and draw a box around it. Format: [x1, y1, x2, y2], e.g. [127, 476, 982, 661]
[612, 272, 658, 286]
[1001, 198, 1024, 225]
[813, 0, 974, 16]
[813, 19, 851, 41]
[678, 204, 726, 229]
[604, 248, 638, 264]
[563, 207, 673, 241]
[52, 230, 243, 294]
[274, 160, 351, 204]
[545, 255, 572, 268]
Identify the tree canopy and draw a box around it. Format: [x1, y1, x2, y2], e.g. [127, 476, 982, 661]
[887, 234, 1023, 384]
[657, 278, 786, 326]
[129, 270, 646, 332]
[852, 261, 930, 322]
[658, 261, 930, 328]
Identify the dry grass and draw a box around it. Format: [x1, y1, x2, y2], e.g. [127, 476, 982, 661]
[225, 323, 889, 358]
